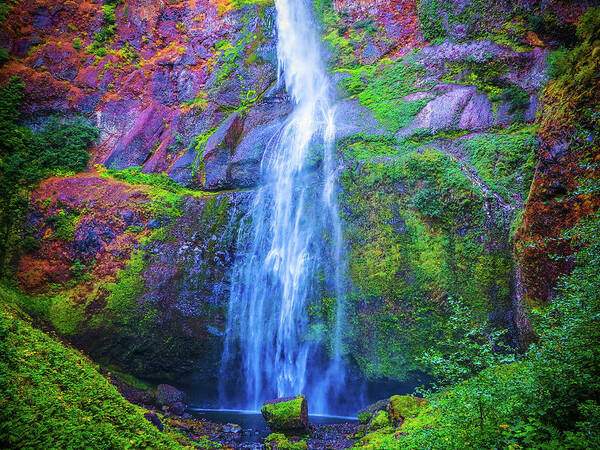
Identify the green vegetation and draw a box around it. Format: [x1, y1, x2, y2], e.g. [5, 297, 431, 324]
[86, 1, 120, 58]
[339, 59, 432, 133]
[0, 77, 98, 277]
[265, 433, 307, 450]
[416, 0, 545, 47]
[0, 290, 188, 448]
[359, 208, 600, 448]
[462, 130, 537, 202]
[260, 396, 306, 431]
[340, 147, 513, 381]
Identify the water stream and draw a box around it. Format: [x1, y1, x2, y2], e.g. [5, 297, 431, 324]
[219, 0, 348, 414]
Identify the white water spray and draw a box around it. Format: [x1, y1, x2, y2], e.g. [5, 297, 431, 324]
[219, 0, 347, 414]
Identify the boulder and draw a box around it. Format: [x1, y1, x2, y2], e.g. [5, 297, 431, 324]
[386, 395, 427, 426]
[157, 384, 186, 407]
[458, 92, 494, 131]
[261, 395, 309, 433]
[398, 86, 476, 137]
[170, 401, 186, 416]
[144, 412, 164, 432]
[358, 395, 427, 428]
[367, 410, 391, 431]
[357, 398, 388, 424]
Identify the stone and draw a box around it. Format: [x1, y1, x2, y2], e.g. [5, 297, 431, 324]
[223, 423, 242, 434]
[170, 401, 186, 416]
[157, 384, 186, 407]
[367, 410, 391, 431]
[144, 412, 163, 432]
[398, 86, 476, 137]
[458, 92, 494, 131]
[386, 395, 427, 426]
[261, 395, 309, 433]
[357, 398, 389, 424]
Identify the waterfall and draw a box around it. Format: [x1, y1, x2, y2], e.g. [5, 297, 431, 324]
[219, 0, 347, 414]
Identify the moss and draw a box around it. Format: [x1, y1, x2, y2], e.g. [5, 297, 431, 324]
[0, 291, 189, 448]
[86, 3, 118, 58]
[340, 146, 514, 381]
[261, 396, 307, 431]
[358, 412, 373, 424]
[45, 209, 81, 241]
[339, 59, 432, 133]
[387, 395, 428, 425]
[104, 247, 146, 324]
[368, 410, 391, 431]
[48, 292, 84, 336]
[462, 130, 537, 202]
[265, 433, 307, 450]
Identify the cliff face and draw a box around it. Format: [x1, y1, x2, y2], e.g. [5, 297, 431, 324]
[1, 0, 598, 386]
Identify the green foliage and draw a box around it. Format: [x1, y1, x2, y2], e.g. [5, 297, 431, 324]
[0, 78, 98, 276]
[0, 0, 16, 23]
[86, 2, 118, 57]
[359, 208, 600, 448]
[265, 433, 307, 450]
[0, 47, 9, 64]
[340, 147, 513, 381]
[418, 298, 516, 389]
[45, 209, 81, 241]
[339, 59, 432, 132]
[462, 130, 537, 202]
[0, 293, 187, 449]
[417, 0, 450, 42]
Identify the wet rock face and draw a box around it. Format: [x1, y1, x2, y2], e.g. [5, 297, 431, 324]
[261, 396, 309, 433]
[0, 0, 279, 188]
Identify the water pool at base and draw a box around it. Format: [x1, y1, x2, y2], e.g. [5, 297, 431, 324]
[188, 408, 357, 442]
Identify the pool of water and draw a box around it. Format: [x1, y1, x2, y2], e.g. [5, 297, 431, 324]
[188, 408, 357, 441]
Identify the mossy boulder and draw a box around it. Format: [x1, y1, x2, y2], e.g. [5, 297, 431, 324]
[265, 433, 308, 450]
[367, 410, 391, 431]
[357, 398, 389, 424]
[387, 395, 428, 426]
[261, 395, 309, 432]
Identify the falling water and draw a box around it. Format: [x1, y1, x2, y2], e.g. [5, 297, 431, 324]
[219, 0, 347, 414]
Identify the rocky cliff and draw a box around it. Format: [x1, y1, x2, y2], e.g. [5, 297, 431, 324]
[1, 0, 598, 393]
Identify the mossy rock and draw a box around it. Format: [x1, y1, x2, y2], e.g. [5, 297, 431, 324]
[261, 395, 309, 432]
[358, 412, 373, 424]
[387, 395, 428, 425]
[357, 398, 389, 424]
[367, 410, 391, 431]
[265, 433, 308, 450]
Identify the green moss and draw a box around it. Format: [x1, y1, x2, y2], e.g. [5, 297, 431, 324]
[387, 395, 428, 425]
[265, 433, 307, 450]
[48, 293, 84, 336]
[0, 292, 188, 448]
[105, 247, 146, 324]
[368, 410, 391, 431]
[339, 59, 432, 133]
[86, 3, 118, 58]
[261, 395, 306, 431]
[340, 147, 513, 381]
[462, 130, 537, 202]
[358, 412, 373, 424]
[45, 209, 81, 241]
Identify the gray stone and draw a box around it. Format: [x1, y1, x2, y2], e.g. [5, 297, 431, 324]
[459, 92, 494, 131]
[398, 86, 476, 137]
